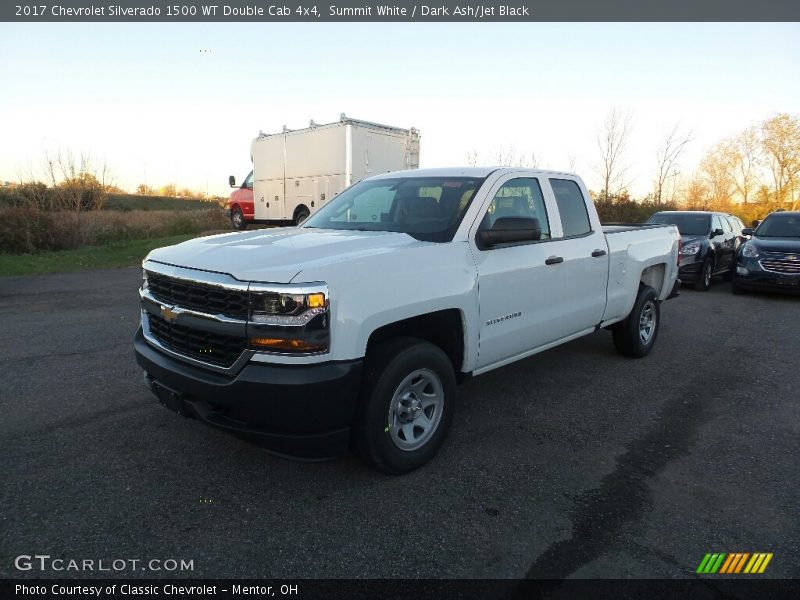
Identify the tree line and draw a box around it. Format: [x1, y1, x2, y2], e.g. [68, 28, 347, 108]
[468, 112, 800, 225]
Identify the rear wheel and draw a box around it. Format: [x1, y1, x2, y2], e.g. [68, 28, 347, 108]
[353, 337, 456, 474]
[294, 207, 310, 226]
[613, 285, 660, 358]
[694, 258, 712, 291]
[231, 207, 247, 230]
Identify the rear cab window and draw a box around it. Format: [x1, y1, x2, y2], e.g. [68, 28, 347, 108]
[549, 178, 592, 237]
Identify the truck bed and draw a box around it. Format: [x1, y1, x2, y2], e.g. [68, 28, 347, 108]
[602, 223, 675, 234]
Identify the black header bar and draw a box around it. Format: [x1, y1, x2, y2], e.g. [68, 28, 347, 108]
[4, 0, 800, 22]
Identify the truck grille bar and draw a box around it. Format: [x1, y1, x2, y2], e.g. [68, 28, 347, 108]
[146, 313, 245, 369]
[146, 271, 250, 320]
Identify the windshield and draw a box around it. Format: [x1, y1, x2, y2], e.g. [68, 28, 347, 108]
[755, 213, 800, 238]
[648, 213, 711, 236]
[303, 176, 485, 242]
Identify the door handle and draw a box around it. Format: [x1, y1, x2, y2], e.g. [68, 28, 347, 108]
[591, 249, 607, 257]
[545, 256, 564, 265]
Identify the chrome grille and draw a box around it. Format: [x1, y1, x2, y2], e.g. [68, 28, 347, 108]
[146, 271, 250, 319]
[759, 253, 800, 274]
[147, 313, 246, 369]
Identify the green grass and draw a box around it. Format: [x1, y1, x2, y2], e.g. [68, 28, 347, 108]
[0, 234, 198, 277]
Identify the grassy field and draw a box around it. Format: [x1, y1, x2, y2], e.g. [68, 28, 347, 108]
[0, 233, 199, 277]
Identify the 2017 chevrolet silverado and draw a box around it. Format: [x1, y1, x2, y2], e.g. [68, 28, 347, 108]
[134, 168, 681, 473]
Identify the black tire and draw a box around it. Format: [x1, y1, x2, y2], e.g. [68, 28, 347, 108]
[353, 337, 456, 474]
[231, 207, 247, 230]
[294, 207, 310, 226]
[694, 258, 712, 291]
[612, 285, 661, 358]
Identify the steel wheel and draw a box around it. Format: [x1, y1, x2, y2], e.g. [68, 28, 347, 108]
[387, 368, 444, 452]
[231, 208, 245, 230]
[638, 300, 657, 345]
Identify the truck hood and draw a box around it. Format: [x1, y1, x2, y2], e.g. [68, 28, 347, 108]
[145, 227, 428, 283]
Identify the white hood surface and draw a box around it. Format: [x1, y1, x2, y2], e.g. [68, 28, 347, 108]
[145, 227, 427, 283]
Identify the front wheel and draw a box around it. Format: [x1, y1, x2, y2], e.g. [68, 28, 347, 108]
[613, 285, 661, 358]
[231, 207, 247, 230]
[694, 258, 712, 291]
[353, 338, 456, 474]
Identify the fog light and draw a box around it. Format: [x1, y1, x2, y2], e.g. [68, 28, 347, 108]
[736, 266, 749, 276]
[249, 337, 327, 353]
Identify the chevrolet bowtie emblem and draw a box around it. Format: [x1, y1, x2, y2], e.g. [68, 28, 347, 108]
[787, 255, 798, 261]
[160, 305, 179, 323]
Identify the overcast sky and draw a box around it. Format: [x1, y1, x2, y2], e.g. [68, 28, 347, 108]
[1, 22, 798, 197]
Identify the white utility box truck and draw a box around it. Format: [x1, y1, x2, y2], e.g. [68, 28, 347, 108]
[247, 115, 420, 226]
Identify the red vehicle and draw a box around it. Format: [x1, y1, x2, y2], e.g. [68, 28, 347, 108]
[227, 170, 254, 230]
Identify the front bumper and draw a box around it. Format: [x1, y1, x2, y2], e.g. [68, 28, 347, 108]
[734, 272, 800, 294]
[734, 258, 800, 294]
[134, 327, 362, 459]
[678, 259, 703, 282]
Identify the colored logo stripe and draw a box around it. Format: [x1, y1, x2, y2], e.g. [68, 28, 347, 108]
[697, 552, 773, 574]
[744, 553, 773, 574]
[696, 553, 725, 573]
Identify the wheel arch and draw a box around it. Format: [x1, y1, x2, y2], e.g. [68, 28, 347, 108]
[365, 309, 467, 380]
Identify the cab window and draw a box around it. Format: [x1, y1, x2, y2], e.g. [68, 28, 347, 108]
[480, 178, 551, 239]
[550, 179, 592, 237]
[243, 171, 254, 189]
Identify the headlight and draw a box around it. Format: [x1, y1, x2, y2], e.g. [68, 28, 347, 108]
[742, 243, 759, 258]
[249, 291, 327, 325]
[141, 269, 149, 290]
[248, 287, 329, 354]
[681, 243, 701, 255]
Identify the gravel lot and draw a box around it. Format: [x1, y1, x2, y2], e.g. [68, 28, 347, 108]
[1, 268, 798, 579]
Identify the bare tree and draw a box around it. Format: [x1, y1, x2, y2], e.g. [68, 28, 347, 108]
[465, 150, 478, 167]
[566, 152, 577, 172]
[492, 145, 517, 166]
[653, 124, 692, 204]
[595, 108, 633, 199]
[761, 113, 800, 209]
[43, 149, 112, 211]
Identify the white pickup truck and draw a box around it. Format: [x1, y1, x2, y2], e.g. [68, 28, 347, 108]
[134, 168, 681, 473]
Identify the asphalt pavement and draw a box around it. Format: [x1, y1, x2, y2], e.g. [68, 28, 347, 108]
[0, 268, 798, 579]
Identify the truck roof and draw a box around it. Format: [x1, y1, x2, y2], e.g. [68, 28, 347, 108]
[368, 167, 580, 180]
[255, 115, 417, 140]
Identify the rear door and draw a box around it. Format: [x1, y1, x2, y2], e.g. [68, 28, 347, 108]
[543, 177, 609, 330]
[712, 214, 735, 270]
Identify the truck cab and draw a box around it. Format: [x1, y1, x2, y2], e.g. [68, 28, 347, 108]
[227, 170, 254, 230]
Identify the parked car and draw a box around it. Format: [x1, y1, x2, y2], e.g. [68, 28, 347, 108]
[732, 211, 800, 294]
[647, 211, 739, 291]
[135, 168, 680, 473]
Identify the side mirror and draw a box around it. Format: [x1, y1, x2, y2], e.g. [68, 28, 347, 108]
[477, 217, 541, 249]
[711, 228, 724, 237]
[741, 227, 753, 236]
[229, 175, 236, 187]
